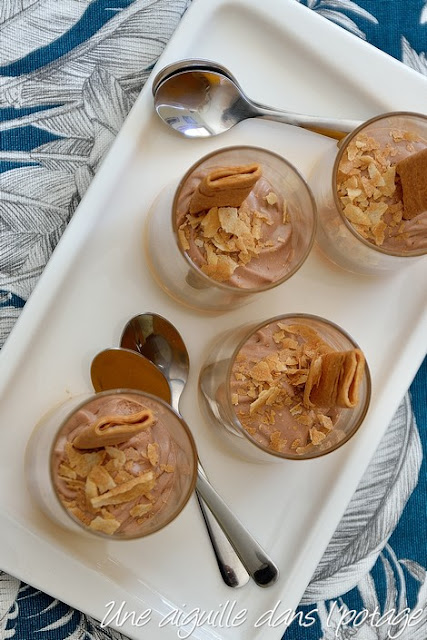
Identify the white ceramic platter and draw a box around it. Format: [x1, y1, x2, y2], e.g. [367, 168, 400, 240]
[0, 0, 426, 638]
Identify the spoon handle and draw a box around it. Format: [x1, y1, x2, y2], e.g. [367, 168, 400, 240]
[196, 469, 279, 588]
[195, 487, 250, 588]
[253, 103, 361, 141]
[172, 394, 250, 587]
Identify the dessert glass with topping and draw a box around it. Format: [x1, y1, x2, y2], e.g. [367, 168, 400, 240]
[26, 390, 198, 539]
[145, 146, 316, 311]
[309, 112, 427, 274]
[199, 314, 371, 462]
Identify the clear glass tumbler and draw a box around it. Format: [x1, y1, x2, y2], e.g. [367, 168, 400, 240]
[26, 389, 198, 539]
[199, 314, 371, 463]
[145, 146, 316, 312]
[309, 112, 427, 274]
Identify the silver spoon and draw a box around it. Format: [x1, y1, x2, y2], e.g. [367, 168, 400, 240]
[121, 313, 279, 588]
[120, 315, 249, 588]
[152, 58, 362, 141]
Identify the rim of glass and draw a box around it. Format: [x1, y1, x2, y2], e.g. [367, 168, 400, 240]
[332, 110, 427, 258]
[171, 145, 318, 293]
[49, 388, 198, 540]
[225, 313, 372, 460]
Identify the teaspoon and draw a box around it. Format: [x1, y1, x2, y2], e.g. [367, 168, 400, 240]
[152, 58, 361, 140]
[121, 313, 279, 588]
[121, 314, 249, 587]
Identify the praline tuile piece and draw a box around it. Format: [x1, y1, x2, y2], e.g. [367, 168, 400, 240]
[303, 349, 365, 409]
[72, 409, 154, 449]
[188, 163, 262, 214]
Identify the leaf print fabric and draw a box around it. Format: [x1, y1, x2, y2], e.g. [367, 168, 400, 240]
[301, 395, 422, 604]
[296, 0, 378, 39]
[0, 0, 426, 639]
[402, 36, 427, 74]
[0, 1, 95, 66]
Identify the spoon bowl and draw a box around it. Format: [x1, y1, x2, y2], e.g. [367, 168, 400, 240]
[121, 314, 187, 413]
[154, 67, 248, 138]
[90, 347, 171, 405]
[153, 58, 362, 140]
[151, 58, 236, 95]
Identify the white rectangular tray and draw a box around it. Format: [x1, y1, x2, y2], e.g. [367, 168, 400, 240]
[0, 0, 426, 638]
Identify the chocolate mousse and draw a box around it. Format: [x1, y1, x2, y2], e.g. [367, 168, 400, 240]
[337, 129, 427, 251]
[176, 163, 293, 288]
[230, 320, 365, 456]
[52, 393, 185, 537]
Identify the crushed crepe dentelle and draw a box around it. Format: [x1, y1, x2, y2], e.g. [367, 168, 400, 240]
[58, 463, 76, 480]
[90, 473, 155, 509]
[269, 431, 287, 452]
[282, 202, 289, 224]
[130, 503, 153, 518]
[265, 191, 278, 205]
[160, 464, 175, 473]
[337, 129, 427, 247]
[178, 164, 291, 283]
[55, 408, 175, 536]
[147, 442, 159, 467]
[89, 515, 121, 535]
[230, 322, 366, 455]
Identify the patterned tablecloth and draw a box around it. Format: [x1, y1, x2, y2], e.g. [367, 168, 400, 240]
[0, 1, 426, 639]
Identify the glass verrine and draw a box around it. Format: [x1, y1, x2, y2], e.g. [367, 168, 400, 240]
[26, 389, 198, 539]
[310, 112, 427, 274]
[145, 146, 316, 312]
[199, 314, 371, 463]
